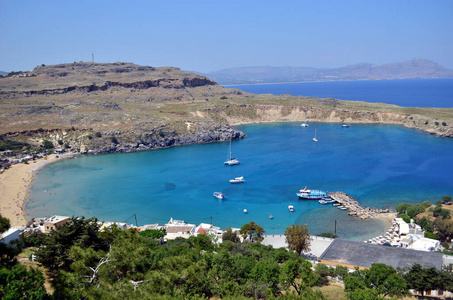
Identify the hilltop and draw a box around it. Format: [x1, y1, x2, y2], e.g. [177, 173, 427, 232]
[205, 58, 453, 85]
[0, 62, 452, 155]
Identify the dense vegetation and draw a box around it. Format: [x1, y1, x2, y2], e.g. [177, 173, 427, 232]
[395, 196, 453, 249]
[1, 216, 453, 299]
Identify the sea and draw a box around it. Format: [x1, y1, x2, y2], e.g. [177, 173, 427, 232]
[26, 79, 453, 241]
[227, 78, 453, 108]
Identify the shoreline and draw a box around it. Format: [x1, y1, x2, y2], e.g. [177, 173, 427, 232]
[0, 153, 76, 227]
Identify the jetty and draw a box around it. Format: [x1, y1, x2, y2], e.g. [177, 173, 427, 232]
[328, 191, 392, 219]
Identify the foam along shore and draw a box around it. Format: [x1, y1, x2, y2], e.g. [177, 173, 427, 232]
[0, 153, 75, 227]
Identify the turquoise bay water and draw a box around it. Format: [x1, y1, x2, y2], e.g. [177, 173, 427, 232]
[26, 123, 453, 241]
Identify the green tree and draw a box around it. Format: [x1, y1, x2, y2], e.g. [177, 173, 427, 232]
[366, 263, 407, 297]
[240, 222, 265, 243]
[417, 216, 434, 232]
[284, 224, 311, 255]
[222, 227, 240, 243]
[279, 258, 316, 295]
[443, 195, 452, 204]
[35, 217, 107, 275]
[139, 229, 166, 239]
[434, 218, 453, 242]
[42, 140, 54, 149]
[0, 214, 10, 233]
[0, 264, 49, 299]
[405, 264, 432, 296]
[422, 201, 432, 209]
[395, 203, 410, 214]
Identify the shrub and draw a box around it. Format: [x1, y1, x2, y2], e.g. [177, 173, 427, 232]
[317, 232, 338, 238]
[95, 132, 102, 138]
[398, 213, 410, 223]
[424, 232, 438, 240]
[58, 140, 64, 145]
[42, 140, 54, 149]
[220, 96, 228, 100]
[422, 201, 432, 209]
[87, 135, 93, 140]
[110, 136, 119, 144]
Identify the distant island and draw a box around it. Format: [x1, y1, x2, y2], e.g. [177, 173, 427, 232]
[204, 58, 453, 85]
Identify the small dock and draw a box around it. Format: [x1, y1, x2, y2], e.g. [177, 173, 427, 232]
[328, 191, 391, 219]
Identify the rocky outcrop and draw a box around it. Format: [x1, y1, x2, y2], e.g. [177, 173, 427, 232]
[223, 104, 453, 138]
[0, 77, 216, 99]
[84, 124, 244, 154]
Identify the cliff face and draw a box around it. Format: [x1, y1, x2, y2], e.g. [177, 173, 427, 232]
[1, 62, 452, 155]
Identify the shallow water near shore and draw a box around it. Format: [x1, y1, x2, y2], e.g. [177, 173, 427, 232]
[26, 123, 453, 241]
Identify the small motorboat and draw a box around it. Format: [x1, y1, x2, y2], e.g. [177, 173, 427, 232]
[243, 209, 248, 213]
[213, 192, 225, 200]
[229, 176, 245, 183]
[269, 215, 273, 219]
[341, 124, 350, 127]
[288, 205, 294, 212]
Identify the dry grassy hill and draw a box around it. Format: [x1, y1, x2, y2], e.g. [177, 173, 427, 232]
[1, 62, 452, 154]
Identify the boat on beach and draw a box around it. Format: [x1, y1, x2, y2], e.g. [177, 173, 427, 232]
[213, 192, 225, 200]
[297, 187, 326, 200]
[229, 176, 245, 183]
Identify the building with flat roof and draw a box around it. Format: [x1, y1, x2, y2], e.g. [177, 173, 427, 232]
[0, 227, 21, 244]
[43, 216, 70, 233]
[319, 239, 442, 270]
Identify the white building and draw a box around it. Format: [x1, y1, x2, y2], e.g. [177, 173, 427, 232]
[0, 227, 21, 244]
[408, 237, 441, 252]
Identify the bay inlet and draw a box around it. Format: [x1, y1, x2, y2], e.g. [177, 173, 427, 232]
[26, 122, 453, 241]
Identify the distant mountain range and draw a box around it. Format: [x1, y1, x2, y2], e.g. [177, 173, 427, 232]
[0, 71, 8, 76]
[204, 58, 453, 85]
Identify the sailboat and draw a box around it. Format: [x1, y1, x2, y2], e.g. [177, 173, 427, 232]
[301, 112, 309, 127]
[224, 140, 240, 165]
[313, 129, 318, 142]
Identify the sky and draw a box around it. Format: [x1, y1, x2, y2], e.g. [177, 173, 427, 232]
[0, 0, 452, 73]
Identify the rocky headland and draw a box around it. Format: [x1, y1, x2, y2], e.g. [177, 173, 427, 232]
[0, 62, 452, 156]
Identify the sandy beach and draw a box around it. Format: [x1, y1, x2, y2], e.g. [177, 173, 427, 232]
[0, 154, 73, 227]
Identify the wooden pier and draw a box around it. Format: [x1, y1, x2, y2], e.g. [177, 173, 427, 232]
[328, 191, 391, 219]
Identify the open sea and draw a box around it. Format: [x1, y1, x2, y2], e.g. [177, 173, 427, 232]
[227, 78, 453, 108]
[26, 79, 453, 241]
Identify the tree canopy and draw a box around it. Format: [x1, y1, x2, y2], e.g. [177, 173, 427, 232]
[284, 224, 311, 255]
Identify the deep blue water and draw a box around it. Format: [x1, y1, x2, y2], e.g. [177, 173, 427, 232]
[227, 78, 453, 108]
[26, 123, 453, 241]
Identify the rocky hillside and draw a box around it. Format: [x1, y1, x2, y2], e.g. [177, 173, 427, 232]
[0, 62, 452, 155]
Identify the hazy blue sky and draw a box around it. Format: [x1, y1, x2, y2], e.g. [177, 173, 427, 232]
[1, 1, 452, 72]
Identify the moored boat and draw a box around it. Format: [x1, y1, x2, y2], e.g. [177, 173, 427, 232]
[229, 176, 245, 183]
[288, 205, 294, 212]
[224, 140, 240, 165]
[213, 192, 225, 200]
[319, 196, 335, 204]
[243, 209, 248, 213]
[297, 187, 326, 200]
